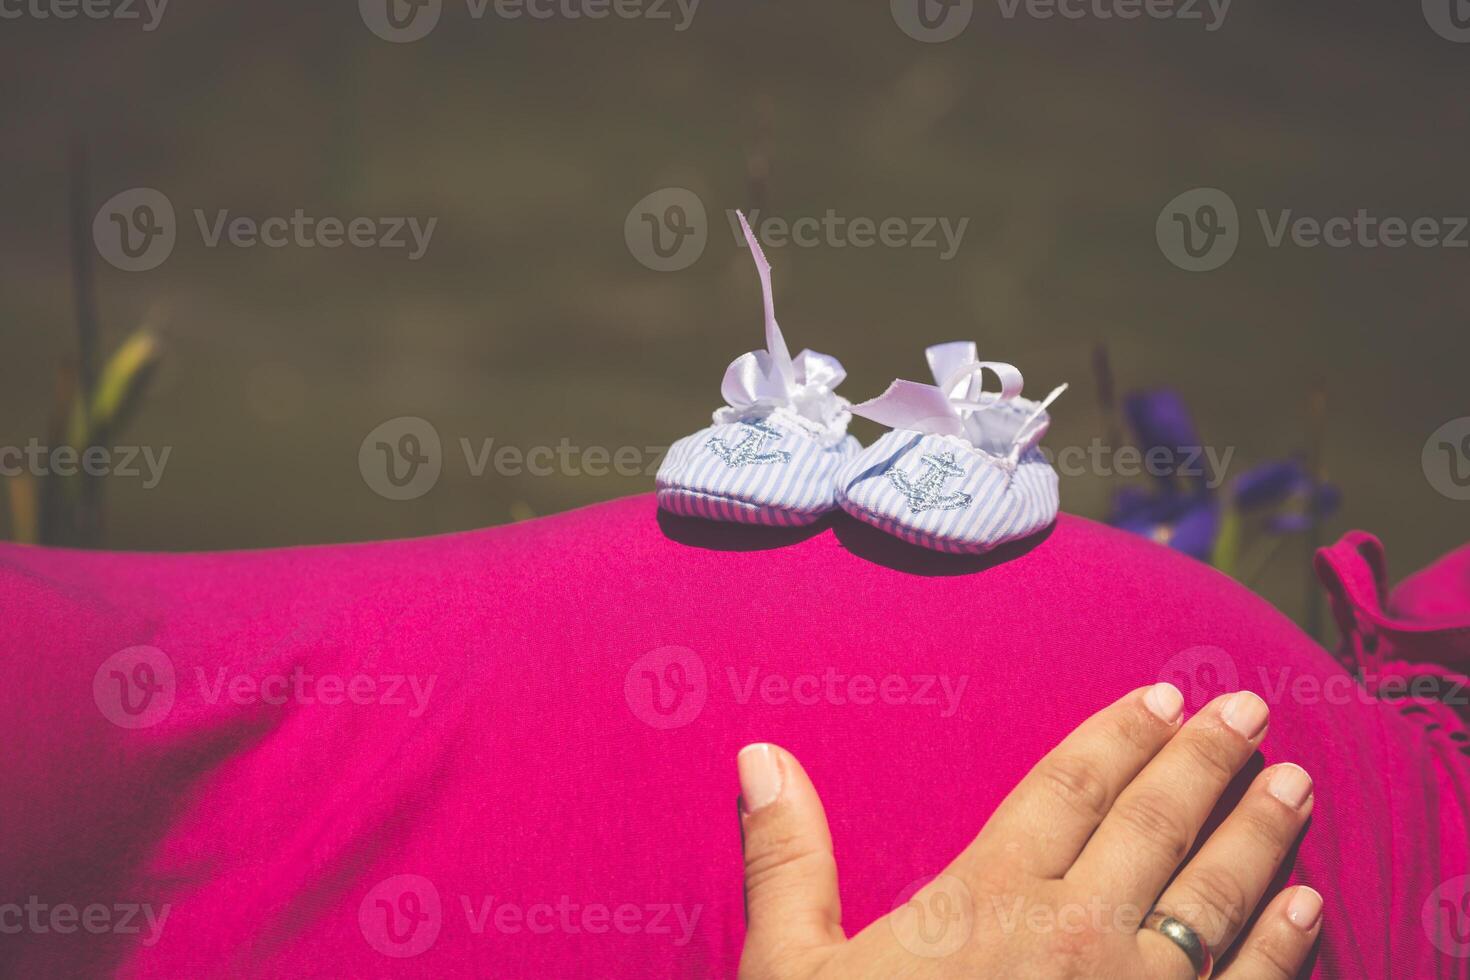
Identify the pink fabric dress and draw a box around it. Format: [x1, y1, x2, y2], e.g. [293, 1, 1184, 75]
[2, 495, 1467, 978]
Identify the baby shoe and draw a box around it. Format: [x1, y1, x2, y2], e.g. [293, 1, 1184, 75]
[656, 212, 861, 526]
[836, 342, 1067, 553]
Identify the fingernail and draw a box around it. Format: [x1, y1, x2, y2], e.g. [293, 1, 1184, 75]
[738, 743, 783, 813]
[1221, 691, 1269, 739]
[1267, 764, 1314, 809]
[1286, 886, 1323, 931]
[1144, 682, 1184, 724]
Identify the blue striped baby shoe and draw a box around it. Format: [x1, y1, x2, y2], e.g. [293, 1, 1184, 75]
[656, 212, 860, 526]
[836, 342, 1067, 554]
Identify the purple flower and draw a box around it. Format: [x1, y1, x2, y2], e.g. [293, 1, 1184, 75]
[1109, 388, 1220, 558]
[1107, 388, 1342, 564]
[1230, 460, 1341, 534]
[1232, 459, 1307, 511]
[1265, 481, 1342, 533]
[1108, 488, 1220, 561]
[1122, 389, 1204, 487]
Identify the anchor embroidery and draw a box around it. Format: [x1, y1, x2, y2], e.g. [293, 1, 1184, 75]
[887, 450, 973, 513]
[707, 418, 793, 468]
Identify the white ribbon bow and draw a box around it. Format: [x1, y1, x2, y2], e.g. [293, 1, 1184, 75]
[852, 341, 1066, 459]
[718, 212, 847, 423]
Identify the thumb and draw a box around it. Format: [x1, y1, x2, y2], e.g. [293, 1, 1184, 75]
[737, 743, 844, 974]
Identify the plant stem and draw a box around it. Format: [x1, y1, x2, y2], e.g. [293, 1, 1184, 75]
[68, 138, 102, 546]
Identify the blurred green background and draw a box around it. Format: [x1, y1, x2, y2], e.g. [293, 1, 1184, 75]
[1, 0, 1466, 629]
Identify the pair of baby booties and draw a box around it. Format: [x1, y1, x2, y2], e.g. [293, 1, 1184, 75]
[656, 213, 1067, 555]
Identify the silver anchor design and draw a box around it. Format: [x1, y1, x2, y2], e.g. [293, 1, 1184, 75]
[887, 450, 972, 513]
[707, 418, 793, 468]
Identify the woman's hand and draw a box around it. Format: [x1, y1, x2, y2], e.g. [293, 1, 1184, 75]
[735, 685, 1322, 979]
